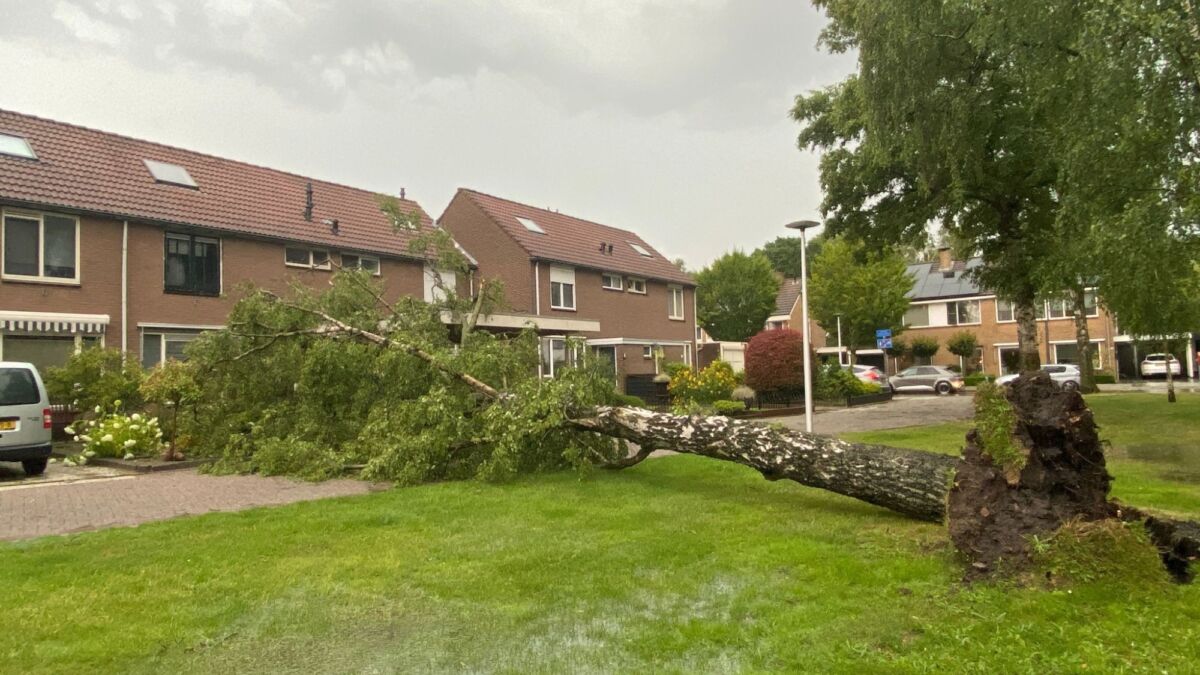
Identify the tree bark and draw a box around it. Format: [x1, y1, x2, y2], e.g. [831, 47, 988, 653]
[1071, 286, 1098, 394]
[1165, 339, 1177, 403]
[1015, 296, 1042, 373]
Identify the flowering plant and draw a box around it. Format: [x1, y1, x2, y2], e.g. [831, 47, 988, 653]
[668, 360, 737, 405]
[65, 403, 163, 463]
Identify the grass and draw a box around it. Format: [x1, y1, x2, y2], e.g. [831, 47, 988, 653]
[1, 394, 1198, 673]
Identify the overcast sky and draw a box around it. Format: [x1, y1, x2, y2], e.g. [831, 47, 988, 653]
[0, 0, 853, 268]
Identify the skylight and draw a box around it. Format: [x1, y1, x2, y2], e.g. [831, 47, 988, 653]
[629, 242, 653, 257]
[515, 216, 545, 234]
[0, 133, 36, 159]
[144, 159, 197, 188]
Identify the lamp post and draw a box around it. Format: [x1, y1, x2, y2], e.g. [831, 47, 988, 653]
[786, 219, 821, 433]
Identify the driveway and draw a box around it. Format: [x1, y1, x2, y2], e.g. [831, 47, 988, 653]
[775, 394, 974, 435]
[0, 461, 382, 542]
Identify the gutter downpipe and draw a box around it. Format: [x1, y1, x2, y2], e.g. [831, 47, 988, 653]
[121, 220, 129, 355]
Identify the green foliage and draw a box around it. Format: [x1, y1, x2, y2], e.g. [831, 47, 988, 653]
[695, 251, 780, 341]
[884, 337, 908, 359]
[140, 360, 202, 453]
[808, 237, 910, 357]
[1031, 520, 1168, 588]
[662, 361, 690, 380]
[44, 347, 143, 412]
[668, 361, 736, 406]
[815, 363, 879, 400]
[973, 383, 1024, 475]
[946, 331, 979, 359]
[909, 336, 939, 360]
[756, 233, 825, 279]
[1093, 374, 1116, 385]
[712, 400, 748, 416]
[67, 412, 163, 462]
[611, 392, 648, 408]
[963, 373, 995, 387]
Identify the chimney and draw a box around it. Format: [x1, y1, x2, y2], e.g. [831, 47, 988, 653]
[937, 246, 953, 271]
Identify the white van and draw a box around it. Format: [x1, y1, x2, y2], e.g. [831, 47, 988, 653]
[0, 362, 53, 475]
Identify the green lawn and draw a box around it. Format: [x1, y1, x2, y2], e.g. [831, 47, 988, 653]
[2, 394, 1198, 673]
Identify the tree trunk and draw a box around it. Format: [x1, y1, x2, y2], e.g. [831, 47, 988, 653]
[1014, 296, 1042, 373]
[1071, 287, 1098, 394]
[848, 347, 857, 367]
[1165, 339, 1177, 403]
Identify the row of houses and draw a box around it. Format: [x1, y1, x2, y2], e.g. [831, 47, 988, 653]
[768, 249, 1200, 379]
[0, 109, 696, 390]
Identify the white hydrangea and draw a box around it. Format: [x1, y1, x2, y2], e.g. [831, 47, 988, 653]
[64, 426, 76, 435]
[131, 413, 142, 421]
[123, 439, 137, 448]
[100, 434, 113, 443]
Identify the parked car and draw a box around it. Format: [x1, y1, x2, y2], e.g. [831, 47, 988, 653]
[844, 364, 889, 390]
[889, 365, 964, 395]
[0, 362, 53, 476]
[1140, 353, 1181, 378]
[995, 364, 1081, 391]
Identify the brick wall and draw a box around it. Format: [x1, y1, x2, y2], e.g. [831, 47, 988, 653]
[438, 193, 535, 313]
[534, 262, 695, 343]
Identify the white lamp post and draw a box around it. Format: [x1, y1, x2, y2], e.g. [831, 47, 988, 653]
[786, 219, 821, 433]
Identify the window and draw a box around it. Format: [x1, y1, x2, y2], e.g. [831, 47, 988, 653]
[0, 367, 40, 406]
[629, 242, 652, 257]
[1047, 293, 1099, 319]
[423, 265, 458, 303]
[1047, 298, 1069, 319]
[550, 266, 576, 310]
[141, 331, 202, 368]
[143, 159, 197, 188]
[1054, 342, 1102, 369]
[668, 285, 685, 320]
[602, 273, 623, 290]
[0, 133, 36, 159]
[342, 254, 381, 275]
[515, 217, 545, 234]
[284, 246, 331, 270]
[643, 346, 654, 359]
[948, 300, 981, 325]
[996, 299, 1047, 322]
[541, 337, 578, 377]
[164, 233, 220, 296]
[904, 305, 930, 327]
[627, 277, 646, 294]
[2, 211, 78, 282]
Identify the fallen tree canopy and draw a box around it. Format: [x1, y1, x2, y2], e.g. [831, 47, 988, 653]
[177, 272, 1196, 583]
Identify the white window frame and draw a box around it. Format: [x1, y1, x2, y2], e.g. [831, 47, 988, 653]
[0, 333, 104, 362]
[0, 133, 37, 159]
[342, 253, 381, 276]
[627, 277, 647, 295]
[1051, 339, 1104, 369]
[668, 285, 685, 320]
[549, 265, 576, 311]
[284, 246, 332, 270]
[903, 304, 931, 328]
[643, 345, 654, 359]
[140, 330, 205, 368]
[947, 299, 982, 326]
[601, 272, 623, 291]
[1, 208, 81, 285]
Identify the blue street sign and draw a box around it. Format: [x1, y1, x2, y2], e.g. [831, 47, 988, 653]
[876, 328, 892, 350]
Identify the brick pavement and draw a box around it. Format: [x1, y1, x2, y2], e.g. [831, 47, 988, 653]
[0, 469, 379, 541]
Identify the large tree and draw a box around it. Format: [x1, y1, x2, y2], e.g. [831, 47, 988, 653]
[695, 251, 780, 341]
[757, 233, 826, 279]
[807, 237, 910, 364]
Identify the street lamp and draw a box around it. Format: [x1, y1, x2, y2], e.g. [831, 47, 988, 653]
[785, 219, 821, 433]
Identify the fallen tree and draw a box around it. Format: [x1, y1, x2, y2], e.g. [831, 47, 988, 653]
[251, 290, 1196, 582]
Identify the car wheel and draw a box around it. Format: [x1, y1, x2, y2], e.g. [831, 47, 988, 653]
[21, 458, 48, 476]
[1062, 381, 1079, 392]
[935, 381, 952, 395]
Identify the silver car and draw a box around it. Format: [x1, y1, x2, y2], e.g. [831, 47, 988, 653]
[0, 362, 53, 476]
[845, 364, 889, 389]
[995, 364, 1081, 391]
[889, 365, 964, 395]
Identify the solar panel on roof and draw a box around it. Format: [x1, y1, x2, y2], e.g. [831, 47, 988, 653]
[629, 242, 652, 257]
[143, 159, 197, 188]
[0, 133, 36, 159]
[515, 216, 545, 234]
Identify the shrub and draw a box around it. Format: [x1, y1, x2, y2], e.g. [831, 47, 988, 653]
[669, 360, 736, 405]
[1093, 373, 1116, 384]
[964, 373, 995, 386]
[663, 361, 690, 380]
[612, 392, 648, 408]
[44, 347, 143, 412]
[731, 385, 756, 402]
[947, 331, 980, 373]
[140, 360, 202, 459]
[814, 363, 879, 400]
[910, 336, 940, 363]
[67, 410, 163, 462]
[713, 399, 748, 416]
[885, 337, 909, 359]
[745, 329, 805, 394]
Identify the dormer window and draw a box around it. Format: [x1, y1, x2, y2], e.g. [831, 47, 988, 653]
[143, 159, 197, 188]
[0, 133, 36, 159]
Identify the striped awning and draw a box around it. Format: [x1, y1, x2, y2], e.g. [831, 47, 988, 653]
[0, 311, 109, 334]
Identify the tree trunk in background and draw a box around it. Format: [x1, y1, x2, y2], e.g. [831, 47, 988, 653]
[1015, 297, 1042, 372]
[1072, 286, 1098, 394]
[1165, 339, 1177, 403]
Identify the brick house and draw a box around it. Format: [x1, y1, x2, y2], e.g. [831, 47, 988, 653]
[438, 189, 697, 388]
[766, 248, 1194, 378]
[0, 109, 446, 372]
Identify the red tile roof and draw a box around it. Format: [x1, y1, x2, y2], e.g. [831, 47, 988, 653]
[0, 109, 434, 259]
[454, 188, 694, 285]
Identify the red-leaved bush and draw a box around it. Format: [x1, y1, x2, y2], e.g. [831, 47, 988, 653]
[745, 329, 806, 393]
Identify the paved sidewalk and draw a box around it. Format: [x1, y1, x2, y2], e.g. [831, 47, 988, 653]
[0, 470, 379, 541]
[775, 394, 975, 435]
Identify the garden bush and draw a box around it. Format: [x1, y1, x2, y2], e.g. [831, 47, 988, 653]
[815, 363, 880, 400]
[141, 360, 201, 459]
[611, 392, 648, 408]
[745, 329, 805, 395]
[1093, 373, 1116, 384]
[67, 409, 163, 462]
[964, 373, 996, 386]
[910, 336, 940, 363]
[668, 360, 736, 405]
[44, 347, 143, 412]
[713, 399, 748, 416]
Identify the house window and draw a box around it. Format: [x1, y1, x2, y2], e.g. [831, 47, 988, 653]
[541, 337, 578, 377]
[948, 300, 981, 325]
[668, 285, 685, 320]
[1047, 293, 1099, 319]
[0, 133, 36, 159]
[550, 266, 576, 310]
[904, 304, 930, 328]
[643, 346, 654, 359]
[342, 254, 381, 276]
[423, 265, 458, 303]
[2, 210, 78, 283]
[141, 331, 203, 369]
[602, 273, 623, 290]
[164, 233, 220, 296]
[284, 246, 331, 270]
[1054, 342, 1102, 369]
[627, 277, 646, 294]
[996, 299, 1047, 322]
